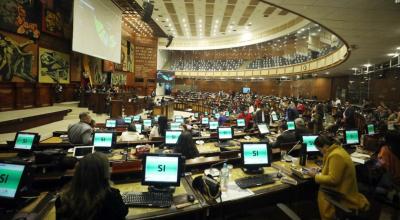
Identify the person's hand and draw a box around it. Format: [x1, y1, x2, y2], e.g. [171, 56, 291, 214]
[307, 167, 319, 178]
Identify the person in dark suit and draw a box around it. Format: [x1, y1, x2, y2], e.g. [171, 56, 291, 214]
[273, 118, 311, 148]
[56, 152, 128, 220]
[343, 101, 356, 129]
[254, 105, 270, 125]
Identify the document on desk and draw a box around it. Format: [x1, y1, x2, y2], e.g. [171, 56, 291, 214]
[351, 152, 371, 164]
[218, 182, 254, 202]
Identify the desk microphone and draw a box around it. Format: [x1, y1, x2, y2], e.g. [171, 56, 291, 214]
[204, 159, 228, 177]
[287, 140, 302, 156]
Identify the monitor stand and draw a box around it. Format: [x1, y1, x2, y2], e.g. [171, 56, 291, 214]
[241, 167, 264, 175]
[215, 140, 232, 148]
[148, 185, 175, 194]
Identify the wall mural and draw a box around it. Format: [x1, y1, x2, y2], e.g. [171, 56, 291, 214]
[111, 72, 127, 86]
[0, 0, 40, 39]
[89, 56, 106, 85]
[41, 0, 72, 39]
[38, 47, 70, 84]
[0, 31, 37, 83]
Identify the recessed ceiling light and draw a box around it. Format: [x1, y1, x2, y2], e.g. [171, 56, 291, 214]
[325, 72, 330, 75]
[182, 18, 185, 22]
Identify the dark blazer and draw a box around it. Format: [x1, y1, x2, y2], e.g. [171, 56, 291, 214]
[56, 187, 128, 220]
[254, 110, 270, 124]
[343, 106, 356, 129]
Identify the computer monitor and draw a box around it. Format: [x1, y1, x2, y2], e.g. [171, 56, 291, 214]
[302, 135, 319, 152]
[0, 163, 26, 199]
[170, 122, 181, 130]
[165, 130, 182, 146]
[344, 130, 360, 145]
[123, 117, 132, 124]
[236, 118, 246, 127]
[175, 115, 183, 119]
[271, 113, 279, 122]
[135, 123, 143, 133]
[194, 113, 199, 118]
[225, 111, 230, 117]
[257, 124, 270, 135]
[105, 119, 117, 129]
[92, 132, 115, 151]
[133, 115, 141, 122]
[242, 87, 251, 94]
[241, 142, 271, 174]
[201, 117, 209, 125]
[143, 119, 152, 127]
[214, 113, 220, 119]
[218, 127, 233, 141]
[142, 153, 182, 188]
[175, 118, 184, 124]
[366, 124, 375, 135]
[154, 115, 160, 122]
[209, 121, 218, 130]
[13, 132, 39, 151]
[287, 121, 295, 130]
[73, 146, 94, 159]
[204, 112, 208, 116]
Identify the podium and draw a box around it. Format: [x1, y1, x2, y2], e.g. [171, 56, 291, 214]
[111, 100, 123, 118]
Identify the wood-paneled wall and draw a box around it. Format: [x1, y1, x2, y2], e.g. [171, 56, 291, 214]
[176, 78, 333, 100]
[0, 83, 52, 111]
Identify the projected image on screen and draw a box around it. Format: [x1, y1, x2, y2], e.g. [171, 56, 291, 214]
[165, 131, 182, 145]
[93, 133, 113, 147]
[144, 156, 179, 183]
[237, 119, 245, 127]
[0, 163, 25, 198]
[345, 130, 359, 145]
[303, 135, 318, 152]
[243, 144, 269, 165]
[14, 134, 35, 150]
[73, 0, 122, 63]
[218, 128, 233, 140]
[209, 121, 218, 130]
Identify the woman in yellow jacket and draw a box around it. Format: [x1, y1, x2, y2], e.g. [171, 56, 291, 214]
[308, 134, 370, 220]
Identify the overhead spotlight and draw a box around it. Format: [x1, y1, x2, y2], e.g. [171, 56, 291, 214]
[363, 63, 372, 68]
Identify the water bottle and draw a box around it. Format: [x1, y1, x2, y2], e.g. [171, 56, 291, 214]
[220, 163, 229, 192]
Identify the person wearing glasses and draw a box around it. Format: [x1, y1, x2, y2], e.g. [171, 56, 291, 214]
[308, 134, 369, 220]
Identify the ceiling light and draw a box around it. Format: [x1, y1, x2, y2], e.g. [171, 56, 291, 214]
[325, 72, 330, 75]
[215, 20, 219, 23]
[199, 19, 202, 23]
[388, 53, 399, 57]
[182, 18, 185, 22]
[351, 67, 358, 71]
[363, 63, 372, 67]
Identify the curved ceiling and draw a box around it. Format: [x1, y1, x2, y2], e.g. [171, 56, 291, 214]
[263, 0, 400, 76]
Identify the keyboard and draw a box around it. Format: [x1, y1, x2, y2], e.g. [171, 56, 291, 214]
[122, 192, 173, 208]
[235, 174, 275, 189]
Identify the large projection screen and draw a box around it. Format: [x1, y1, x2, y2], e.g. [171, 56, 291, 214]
[73, 0, 122, 63]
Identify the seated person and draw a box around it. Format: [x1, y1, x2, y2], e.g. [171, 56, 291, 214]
[175, 129, 199, 159]
[56, 152, 128, 220]
[120, 123, 144, 142]
[149, 115, 168, 140]
[309, 134, 369, 220]
[218, 112, 228, 126]
[273, 118, 311, 147]
[68, 112, 93, 145]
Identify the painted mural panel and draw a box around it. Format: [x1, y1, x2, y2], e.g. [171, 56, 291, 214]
[0, 0, 40, 39]
[0, 31, 37, 83]
[38, 47, 70, 84]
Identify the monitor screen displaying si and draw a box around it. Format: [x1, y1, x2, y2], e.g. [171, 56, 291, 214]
[170, 122, 181, 130]
[175, 118, 184, 124]
[257, 124, 270, 135]
[142, 154, 181, 187]
[242, 143, 270, 166]
[175, 115, 183, 119]
[165, 130, 182, 145]
[287, 121, 295, 130]
[194, 113, 199, 118]
[242, 87, 251, 94]
[105, 119, 117, 128]
[133, 115, 141, 122]
[209, 121, 218, 130]
[366, 124, 375, 135]
[154, 116, 159, 122]
[345, 130, 359, 145]
[202, 117, 209, 125]
[225, 111, 230, 117]
[218, 127, 233, 140]
[237, 119, 246, 127]
[0, 163, 25, 199]
[14, 132, 37, 150]
[214, 113, 220, 119]
[93, 132, 114, 147]
[204, 112, 208, 116]
[135, 124, 142, 133]
[302, 135, 318, 152]
[123, 117, 132, 124]
[143, 119, 152, 127]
